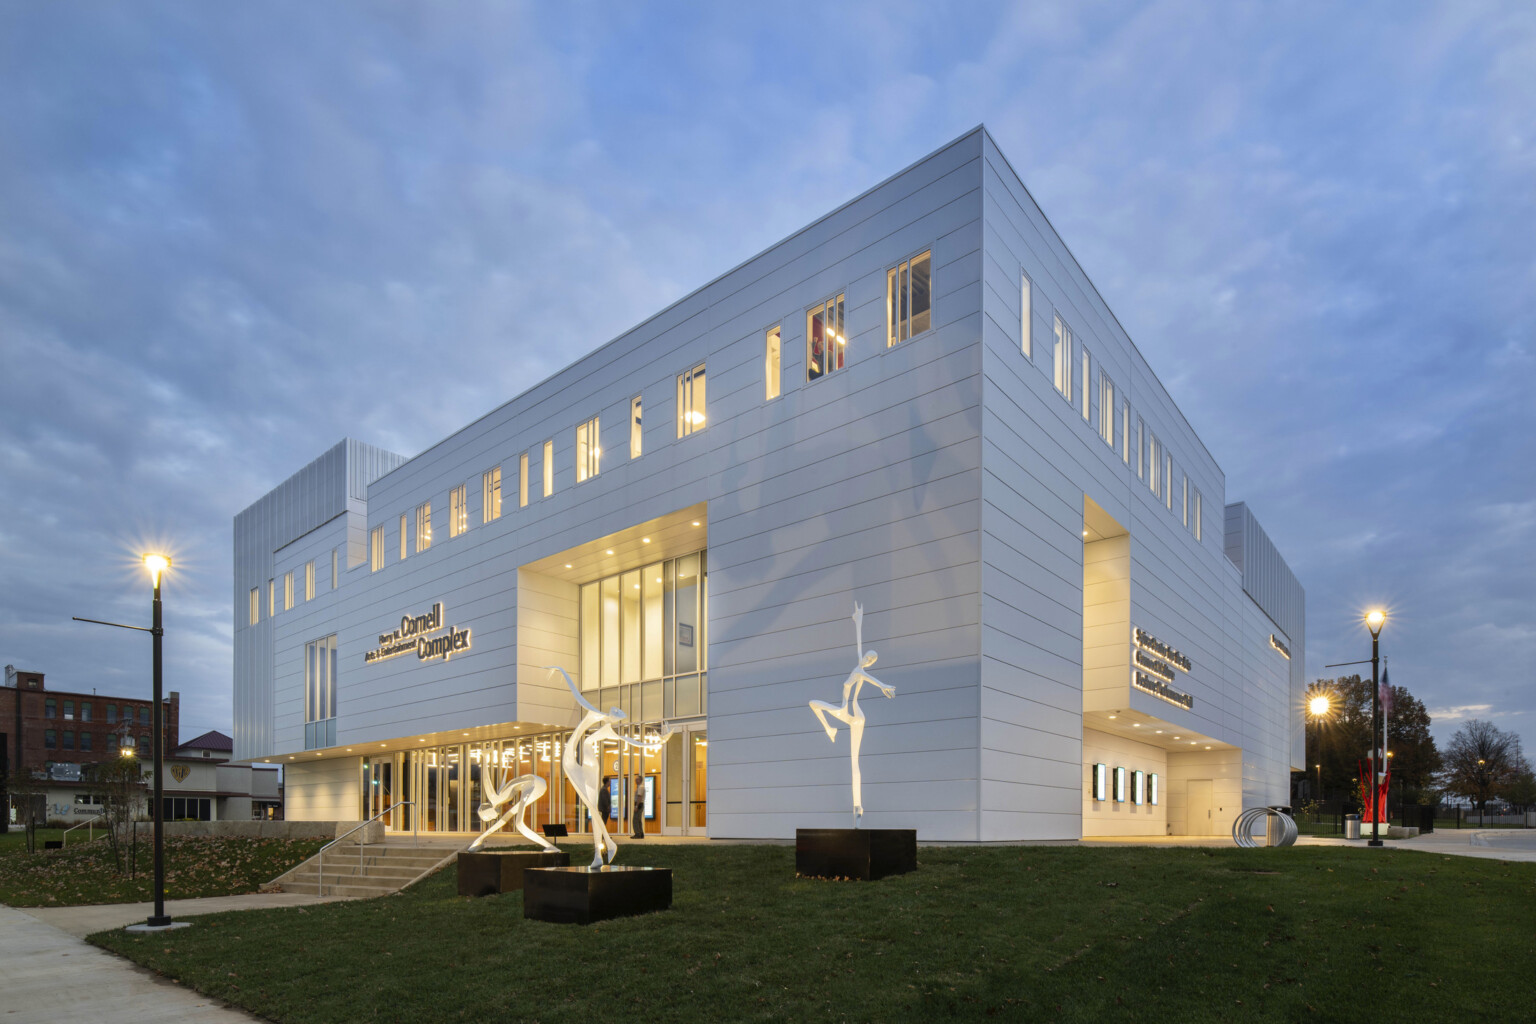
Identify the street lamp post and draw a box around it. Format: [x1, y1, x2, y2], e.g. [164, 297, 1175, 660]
[144, 554, 171, 927]
[1366, 610, 1386, 848]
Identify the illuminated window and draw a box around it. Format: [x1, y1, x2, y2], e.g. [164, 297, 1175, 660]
[1148, 432, 1161, 497]
[1053, 314, 1073, 401]
[542, 440, 554, 496]
[630, 396, 643, 458]
[1092, 762, 1107, 802]
[1182, 475, 1189, 528]
[1121, 399, 1131, 464]
[1132, 770, 1145, 806]
[807, 295, 845, 381]
[887, 249, 931, 345]
[370, 526, 384, 572]
[677, 364, 706, 435]
[283, 571, 294, 611]
[415, 502, 432, 552]
[399, 514, 408, 560]
[1136, 418, 1145, 480]
[332, 547, 338, 589]
[580, 551, 708, 711]
[1165, 452, 1173, 511]
[304, 560, 315, 602]
[519, 452, 529, 507]
[1020, 271, 1033, 359]
[1113, 765, 1127, 803]
[1080, 345, 1091, 421]
[450, 484, 467, 538]
[765, 327, 781, 400]
[304, 634, 338, 750]
[483, 467, 502, 524]
[249, 587, 260, 625]
[1099, 372, 1115, 447]
[1192, 489, 1202, 541]
[1150, 773, 1160, 805]
[268, 579, 274, 616]
[576, 416, 601, 482]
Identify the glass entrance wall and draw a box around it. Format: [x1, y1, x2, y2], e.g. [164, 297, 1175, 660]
[363, 732, 567, 835]
[579, 550, 707, 721]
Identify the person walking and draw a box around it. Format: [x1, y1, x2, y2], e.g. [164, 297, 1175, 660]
[597, 776, 611, 830]
[631, 776, 646, 839]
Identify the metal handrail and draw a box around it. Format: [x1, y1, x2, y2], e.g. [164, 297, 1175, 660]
[315, 801, 417, 896]
[61, 814, 108, 846]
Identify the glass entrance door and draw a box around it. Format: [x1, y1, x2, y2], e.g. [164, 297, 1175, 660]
[662, 724, 707, 836]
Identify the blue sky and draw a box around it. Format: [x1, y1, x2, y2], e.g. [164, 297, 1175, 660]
[1, 1, 1532, 760]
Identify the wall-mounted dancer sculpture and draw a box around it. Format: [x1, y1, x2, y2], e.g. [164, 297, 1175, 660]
[547, 665, 674, 869]
[809, 602, 896, 828]
[467, 765, 556, 853]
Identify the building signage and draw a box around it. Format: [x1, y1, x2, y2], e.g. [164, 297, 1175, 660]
[1131, 626, 1194, 709]
[1269, 634, 1291, 660]
[364, 603, 473, 664]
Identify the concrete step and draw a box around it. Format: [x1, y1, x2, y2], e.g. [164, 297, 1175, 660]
[281, 880, 402, 898]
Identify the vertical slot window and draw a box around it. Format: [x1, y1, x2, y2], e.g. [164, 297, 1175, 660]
[1148, 433, 1161, 497]
[1053, 314, 1073, 400]
[249, 587, 260, 625]
[576, 416, 601, 482]
[887, 250, 931, 345]
[370, 526, 384, 572]
[1165, 453, 1174, 511]
[1182, 475, 1189, 527]
[807, 296, 845, 381]
[399, 514, 408, 560]
[283, 571, 294, 611]
[416, 502, 432, 552]
[450, 484, 467, 537]
[1020, 271, 1033, 359]
[268, 579, 274, 616]
[1099, 373, 1115, 446]
[1121, 400, 1131, 464]
[630, 396, 643, 458]
[1193, 490, 1202, 541]
[483, 467, 502, 524]
[765, 327, 781, 400]
[519, 452, 529, 507]
[304, 560, 315, 602]
[1080, 345, 1091, 421]
[677, 364, 706, 435]
[332, 547, 338, 589]
[542, 440, 554, 496]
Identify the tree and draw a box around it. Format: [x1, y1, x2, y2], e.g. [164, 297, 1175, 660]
[1503, 771, 1536, 813]
[4, 769, 47, 853]
[84, 756, 146, 874]
[1438, 720, 1530, 813]
[1306, 674, 1440, 803]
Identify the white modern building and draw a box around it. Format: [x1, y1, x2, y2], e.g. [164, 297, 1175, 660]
[233, 127, 1304, 843]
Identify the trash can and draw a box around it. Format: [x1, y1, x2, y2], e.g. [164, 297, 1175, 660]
[1344, 814, 1361, 840]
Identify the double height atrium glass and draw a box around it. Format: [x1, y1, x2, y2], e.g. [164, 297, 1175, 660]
[580, 551, 708, 721]
[305, 634, 338, 749]
[806, 295, 845, 381]
[887, 250, 931, 345]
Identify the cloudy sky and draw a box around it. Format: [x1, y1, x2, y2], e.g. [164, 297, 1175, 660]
[2, 2, 1532, 759]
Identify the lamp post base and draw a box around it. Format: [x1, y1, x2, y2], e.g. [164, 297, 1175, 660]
[126, 918, 191, 933]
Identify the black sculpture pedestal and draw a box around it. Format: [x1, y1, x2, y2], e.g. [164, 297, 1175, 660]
[457, 849, 570, 897]
[523, 865, 672, 924]
[795, 828, 917, 880]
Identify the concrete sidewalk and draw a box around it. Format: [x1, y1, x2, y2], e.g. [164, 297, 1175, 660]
[19, 889, 352, 939]
[0, 904, 264, 1023]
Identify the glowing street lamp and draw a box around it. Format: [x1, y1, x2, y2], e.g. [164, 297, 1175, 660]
[1365, 609, 1387, 847]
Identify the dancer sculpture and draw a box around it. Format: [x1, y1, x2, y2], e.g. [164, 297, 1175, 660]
[547, 666, 673, 868]
[467, 765, 556, 852]
[809, 602, 895, 827]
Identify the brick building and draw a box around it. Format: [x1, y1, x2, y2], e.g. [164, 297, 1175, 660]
[2, 665, 179, 774]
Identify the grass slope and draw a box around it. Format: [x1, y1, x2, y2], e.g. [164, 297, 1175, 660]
[0, 834, 324, 906]
[92, 845, 1535, 1023]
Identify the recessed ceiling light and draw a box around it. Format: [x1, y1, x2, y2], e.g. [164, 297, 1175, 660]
[1154, 730, 1162, 734]
[1107, 714, 1117, 719]
[1082, 530, 1089, 537]
[1190, 741, 1197, 745]
[606, 549, 614, 555]
[346, 748, 352, 752]
[1132, 723, 1141, 727]
[642, 537, 651, 543]
[565, 563, 573, 569]
[463, 733, 469, 737]
[692, 521, 700, 527]
[1204, 745, 1212, 750]
[1172, 736, 1180, 740]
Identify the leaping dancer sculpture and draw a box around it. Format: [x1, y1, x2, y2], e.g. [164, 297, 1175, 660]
[467, 766, 556, 852]
[809, 602, 896, 827]
[547, 665, 674, 869]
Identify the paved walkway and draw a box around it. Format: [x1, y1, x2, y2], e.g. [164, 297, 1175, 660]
[0, 904, 265, 1023]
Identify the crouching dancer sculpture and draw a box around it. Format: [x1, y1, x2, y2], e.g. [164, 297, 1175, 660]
[809, 602, 895, 827]
[547, 665, 673, 869]
[467, 766, 556, 853]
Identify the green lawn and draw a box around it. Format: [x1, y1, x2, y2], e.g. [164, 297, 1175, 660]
[90, 844, 1536, 1024]
[0, 833, 324, 906]
[0, 827, 109, 853]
